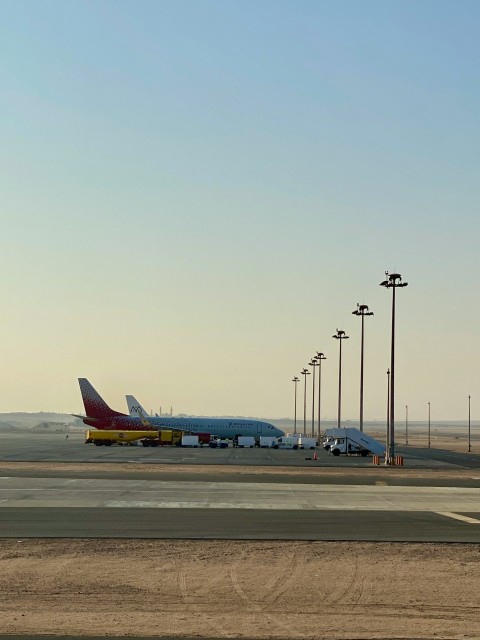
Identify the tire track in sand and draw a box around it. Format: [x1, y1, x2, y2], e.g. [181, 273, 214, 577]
[177, 565, 231, 637]
[229, 553, 309, 638]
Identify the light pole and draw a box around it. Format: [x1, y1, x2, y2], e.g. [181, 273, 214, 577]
[292, 377, 299, 434]
[386, 369, 390, 460]
[428, 401, 431, 448]
[405, 404, 408, 445]
[332, 329, 349, 429]
[380, 271, 408, 461]
[301, 368, 310, 436]
[316, 352, 326, 438]
[468, 395, 471, 453]
[352, 303, 374, 432]
[309, 359, 318, 437]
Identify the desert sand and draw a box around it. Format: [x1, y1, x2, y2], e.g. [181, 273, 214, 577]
[1, 450, 479, 639]
[1, 539, 480, 639]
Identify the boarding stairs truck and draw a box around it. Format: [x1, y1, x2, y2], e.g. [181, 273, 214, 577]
[324, 428, 385, 457]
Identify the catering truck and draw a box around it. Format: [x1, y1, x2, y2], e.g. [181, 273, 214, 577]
[324, 428, 384, 457]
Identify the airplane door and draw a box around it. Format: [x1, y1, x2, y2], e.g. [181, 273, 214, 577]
[257, 424, 262, 434]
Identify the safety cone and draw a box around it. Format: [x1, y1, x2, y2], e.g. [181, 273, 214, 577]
[313, 451, 318, 461]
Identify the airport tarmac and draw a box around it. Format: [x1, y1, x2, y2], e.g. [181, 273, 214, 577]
[2, 432, 480, 542]
[6, 440, 478, 640]
[2, 431, 480, 468]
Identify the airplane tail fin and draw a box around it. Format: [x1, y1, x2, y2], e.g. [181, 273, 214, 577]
[126, 395, 150, 419]
[78, 378, 124, 418]
[126, 396, 152, 427]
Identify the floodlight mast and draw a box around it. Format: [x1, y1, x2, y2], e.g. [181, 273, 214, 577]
[468, 395, 471, 453]
[309, 359, 318, 438]
[301, 368, 310, 436]
[380, 272, 408, 461]
[316, 352, 327, 438]
[352, 303, 374, 432]
[292, 377, 300, 433]
[332, 329, 349, 429]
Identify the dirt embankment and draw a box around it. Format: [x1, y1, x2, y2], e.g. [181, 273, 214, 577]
[1, 539, 480, 639]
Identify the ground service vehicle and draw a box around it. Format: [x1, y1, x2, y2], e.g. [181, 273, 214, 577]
[141, 429, 183, 447]
[197, 433, 211, 446]
[181, 435, 199, 447]
[209, 438, 229, 448]
[259, 436, 276, 448]
[324, 428, 384, 457]
[323, 436, 335, 451]
[85, 430, 158, 446]
[298, 437, 317, 449]
[236, 436, 255, 448]
[271, 436, 301, 449]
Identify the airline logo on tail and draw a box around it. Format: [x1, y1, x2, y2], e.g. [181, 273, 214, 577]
[75, 378, 127, 426]
[126, 395, 150, 419]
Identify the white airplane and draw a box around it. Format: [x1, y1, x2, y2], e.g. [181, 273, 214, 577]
[123, 392, 283, 439]
[74, 378, 285, 440]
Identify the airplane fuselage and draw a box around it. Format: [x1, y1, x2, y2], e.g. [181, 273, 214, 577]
[82, 415, 283, 439]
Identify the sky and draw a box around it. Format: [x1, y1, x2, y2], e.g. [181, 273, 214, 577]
[0, 0, 479, 421]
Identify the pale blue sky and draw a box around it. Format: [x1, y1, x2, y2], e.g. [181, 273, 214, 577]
[0, 1, 478, 421]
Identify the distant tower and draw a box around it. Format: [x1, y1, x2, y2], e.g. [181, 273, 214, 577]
[170, 406, 173, 416]
[160, 406, 162, 416]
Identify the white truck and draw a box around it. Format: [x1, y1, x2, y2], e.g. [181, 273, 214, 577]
[324, 428, 384, 457]
[298, 436, 317, 450]
[271, 435, 300, 449]
[181, 435, 200, 447]
[259, 436, 276, 448]
[237, 436, 255, 448]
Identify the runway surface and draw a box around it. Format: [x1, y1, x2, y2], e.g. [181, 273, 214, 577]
[1, 476, 480, 542]
[2, 432, 480, 542]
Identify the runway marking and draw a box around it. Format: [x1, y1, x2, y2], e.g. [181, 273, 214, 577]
[436, 512, 480, 524]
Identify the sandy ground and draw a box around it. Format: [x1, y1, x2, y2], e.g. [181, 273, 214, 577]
[0, 445, 479, 639]
[1, 539, 480, 639]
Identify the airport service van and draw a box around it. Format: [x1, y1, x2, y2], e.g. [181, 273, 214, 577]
[324, 428, 385, 457]
[298, 436, 317, 450]
[237, 436, 255, 448]
[271, 435, 300, 449]
[259, 436, 276, 448]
